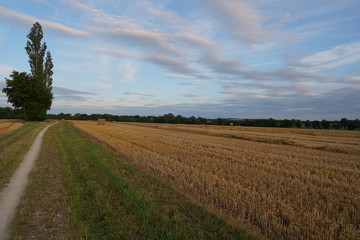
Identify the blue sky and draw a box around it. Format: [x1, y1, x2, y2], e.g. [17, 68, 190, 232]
[0, 0, 359, 120]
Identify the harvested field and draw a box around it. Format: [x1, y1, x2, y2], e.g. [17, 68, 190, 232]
[71, 121, 360, 239]
[0, 120, 23, 137]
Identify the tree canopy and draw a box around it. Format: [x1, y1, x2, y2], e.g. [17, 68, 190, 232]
[2, 22, 53, 121]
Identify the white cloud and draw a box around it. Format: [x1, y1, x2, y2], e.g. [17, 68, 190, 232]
[0, 5, 90, 37]
[175, 33, 214, 47]
[94, 47, 209, 79]
[89, 81, 112, 89]
[0, 64, 15, 76]
[136, 0, 185, 30]
[121, 62, 137, 83]
[300, 42, 360, 72]
[123, 92, 155, 97]
[62, 0, 139, 29]
[199, 0, 268, 43]
[92, 28, 180, 55]
[341, 76, 360, 83]
[94, 48, 139, 58]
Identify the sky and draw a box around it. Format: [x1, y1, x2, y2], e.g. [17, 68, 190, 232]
[0, 0, 359, 120]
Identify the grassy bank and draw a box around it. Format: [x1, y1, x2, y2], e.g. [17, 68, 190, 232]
[0, 122, 43, 190]
[12, 122, 258, 239]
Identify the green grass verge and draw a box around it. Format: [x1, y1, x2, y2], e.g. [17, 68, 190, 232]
[0, 122, 43, 190]
[53, 122, 258, 239]
[11, 123, 75, 239]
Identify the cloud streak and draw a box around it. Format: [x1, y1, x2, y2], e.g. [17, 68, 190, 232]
[53, 86, 96, 101]
[62, 0, 139, 29]
[93, 28, 180, 55]
[299, 42, 360, 72]
[0, 5, 90, 37]
[199, 0, 269, 43]
[95, 47, 209, 79]
[0, 63, 16, 76]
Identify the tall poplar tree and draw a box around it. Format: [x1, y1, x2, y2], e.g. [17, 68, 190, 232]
[2, 22, 53, 121]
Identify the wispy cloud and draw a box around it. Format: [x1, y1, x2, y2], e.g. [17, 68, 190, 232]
[62, 0, 139, 29]
[199, 0, 269, 43]
[144, 55, 205, 78]
[166, 74, 196, 80]
[92, 28, 180, 55]
[340, 76, 360, 83]
[299, 42, 360, 72]
[174, 33, 214, 47]
[95, 47, 209, 79]
[89, 82, 112, 89]
[124, 92, 155, 97]
[0, 5, 90, 37]
[0, 63, 16, 76]
[182, 93, 199, 98]
[136, 0, 186, 30]
[121, 62, 138, 83]
[53, 86, 96, 101]
[1, 0, 359, 119]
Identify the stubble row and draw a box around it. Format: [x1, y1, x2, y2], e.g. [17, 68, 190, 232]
[71, 121, 360, 240]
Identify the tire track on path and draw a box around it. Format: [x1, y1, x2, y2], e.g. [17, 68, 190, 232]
[0, 123, 55, 240]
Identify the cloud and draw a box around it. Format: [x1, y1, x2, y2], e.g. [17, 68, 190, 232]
[0, 64, 16, 76]
[182, 93, 199, 98]
[174, 33, 214, 47]
[199, 0, 269, 43]
[62, 0, 139, 29]
[94, 48, 139, 58]
[178, 82, 195, 85]
[144, 55, 205, 78]
[220, 69, 340, 100]
[166, 74, 195, 80]
[89, 82, 112, 89]
[136, 0, 186, 30]
[171, 33, 247, 78]
[95, 47, 209, 79]
[92, 28, 179, 55]
[340, 76, 360, 83]
[216, 85, 360, 120]
[53, 86, 96, 101]
[0, 5, 90, 37]
[121, 62, 138, 83]
[0, 80, 6, 90]
[299, 42, 360, 72]
[216, 64, 332, 84]
[123, 92, 155, 97]
[49, 85, 360, 120]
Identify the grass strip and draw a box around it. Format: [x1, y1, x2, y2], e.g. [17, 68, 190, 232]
[0, 122, 43, 190]
[11, 123, 75, 239]
[55, 122, 258, 239]
[0, 122, 37, 148]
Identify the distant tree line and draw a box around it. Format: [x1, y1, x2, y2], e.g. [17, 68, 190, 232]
[1, 108, 358, 130]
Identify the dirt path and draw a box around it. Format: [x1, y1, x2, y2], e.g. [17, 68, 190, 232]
[0, 123, 54, 240]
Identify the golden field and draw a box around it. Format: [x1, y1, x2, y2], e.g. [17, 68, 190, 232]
[71, 121, 360, 239]
[0, 119, 23, 137]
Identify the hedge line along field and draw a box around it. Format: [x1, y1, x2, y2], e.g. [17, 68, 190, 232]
[72, 120, 360, 240]
[0, 119, 23, 137]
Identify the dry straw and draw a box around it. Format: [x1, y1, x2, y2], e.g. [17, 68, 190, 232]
[98, 119, 106, 125]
